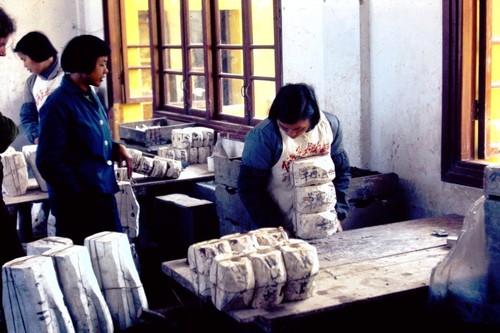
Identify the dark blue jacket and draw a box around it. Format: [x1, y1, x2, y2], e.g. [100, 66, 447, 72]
[36, 75, 119, 196]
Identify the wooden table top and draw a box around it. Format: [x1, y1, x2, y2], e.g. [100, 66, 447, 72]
[3, 179, 48, 207]
[161, 214, 464, 331]
[3, 163, 214, 206]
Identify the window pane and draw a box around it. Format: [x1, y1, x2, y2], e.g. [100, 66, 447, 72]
[494, 0, 500, 36]
[220, 78, 244, 117]
[188, 0, 203, 44]
[127, 67, 152, 99]
[124, 6, 150, 45]
[189, 48, 204, 72]
[493, 44, 500, 82]
[251, 0, 274, 44]
[163, 0, 182, 44]
[128, 47, 151, 67]
[489, 2, 500, 154]
[253, 80, 275, 120]
[165, 73, 184, 107]
[191, 75, 206, 110]
[219, 49, 243, 75]
[218, 4, 242, 45]
[164, 48, 183, 71]
[491, 88, 500, 150]
[252, 49, 275, 76]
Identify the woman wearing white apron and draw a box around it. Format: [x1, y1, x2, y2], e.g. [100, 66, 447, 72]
[13, 31, 64, 240]
[238, 83, 351, 238]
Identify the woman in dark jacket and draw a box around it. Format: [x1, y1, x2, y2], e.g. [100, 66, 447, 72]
[36, 35, 133, 245]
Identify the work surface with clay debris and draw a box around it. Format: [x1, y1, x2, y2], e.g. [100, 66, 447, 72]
[162, 214, 463, 333]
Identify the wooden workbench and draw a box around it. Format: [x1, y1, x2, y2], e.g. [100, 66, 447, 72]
[131, 163, 214, 196]
[3, 164, 214, 244]
[2, 163, 213, 206]
[161, 214, 464, 332]
[3, 179, 48, 207]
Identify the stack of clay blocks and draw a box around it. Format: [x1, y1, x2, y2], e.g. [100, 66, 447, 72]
[187, 227, 319, 311]
[158, 127, 214, 164]
[290, 154, 339, 239]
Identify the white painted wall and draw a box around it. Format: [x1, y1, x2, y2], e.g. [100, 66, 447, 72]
[0, 0, 484, 219]
[0, 0, 104, 149]
[281, 0, 482, 219]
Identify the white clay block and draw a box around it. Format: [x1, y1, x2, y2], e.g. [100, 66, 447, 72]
[115, 167, 130, 182]
[26, 236, 73, 256]
[126, 148, 143, 170]
[157, 145, 176, 160]
[135, 156, 154, 175]
[220, 233, 258, 252]
[22, 144, 48, 191]
[2, 255, 75, 333]
[279, 240, 319, 301]
[189, 147, 199, 164]
[209, 253, 255, 311]
[166, 159, 183, 178]
[248, 247, 287, 309]
[294, 182, 337, 214]
[44, 245, 114, 333]
[1, 150, 29, 196]
[187, 240, 210, 288]
[193, 239, 232, 297]
[171, 128, 192, 149]
[187, 127, 204, 148]
[149, 158, 167, 178]
[293, 210, 338, 240]
[290, 154, 336, 187]
[174, 148, 189, 163]
[247, 227, 289, 247]
[197, 146, 211, 163]
[196, 127, 214, 147]
[84, 232, 148, 330]
[115, 181, 140, 238]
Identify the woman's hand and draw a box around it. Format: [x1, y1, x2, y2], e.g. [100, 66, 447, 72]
[116, 144, 133, 179]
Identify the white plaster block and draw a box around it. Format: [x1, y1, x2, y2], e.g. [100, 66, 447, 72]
[116, 181, 140, 238]
[22, 144, 48, 191]
[294, 182, 337, 214]
[279, 240, 319, 301]
[290, 154, 336, 187]
[26, 236, 73, 256]
[293, 210, 338, 240]
[1, 150, 29, 196]
[198, 146, 211, 163]
[248, 247, 287, 309]
[209, 252, 255, 311]
[247, 227, 289, 247]
[84, 232, 148, 330]
[2, 255, 75, 333]
[44, 245, 114, 333]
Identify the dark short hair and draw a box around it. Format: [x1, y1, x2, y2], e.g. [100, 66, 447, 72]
[0, 8, 15, 38]
[61, 34, 110, 74]
[268, 83, 321, 128]
[14, 31, 57, 62]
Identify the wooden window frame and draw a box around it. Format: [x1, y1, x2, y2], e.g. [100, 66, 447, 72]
[152, 0, 282, 140]
[104, 0, 155, 105]
[441, 0, 494, 188]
